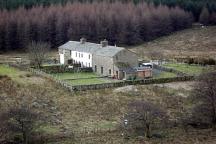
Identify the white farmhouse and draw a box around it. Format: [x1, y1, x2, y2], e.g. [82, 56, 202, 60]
[58, 38, 142, 79]
[59, 38, 96, 67]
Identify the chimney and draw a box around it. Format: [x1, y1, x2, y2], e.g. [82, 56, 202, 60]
[80, 37, 86, 44]
[100, 39, 108, 47]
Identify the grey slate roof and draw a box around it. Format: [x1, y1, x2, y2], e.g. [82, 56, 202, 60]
[119, 67, 136, 74]
[95, 46, 124, 57]
[59, 41, 124, 57]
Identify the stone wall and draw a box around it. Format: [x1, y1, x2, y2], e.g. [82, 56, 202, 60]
[71, 76, 195, 91]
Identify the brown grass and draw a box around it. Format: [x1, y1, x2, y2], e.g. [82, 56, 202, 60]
[130, 26, 216, 60]
[2, 67, 216, 143]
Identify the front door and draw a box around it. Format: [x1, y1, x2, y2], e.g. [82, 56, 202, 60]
[116, 71, 119, 79]
[123, 71, 126, 79]
[101, 67, 103, 74]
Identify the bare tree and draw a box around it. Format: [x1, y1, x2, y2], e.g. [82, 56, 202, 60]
[123, 101, 167, 138]
[190, 72, 216, 128]
[0, 106, 44, 144]
[28, 41, 50, 68]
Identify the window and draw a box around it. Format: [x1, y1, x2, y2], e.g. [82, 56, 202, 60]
[76, 52, 77, 57]
[70, 50, 72, 56]
[109, 69, 111, 75]
[95, 65, 97, 72]
[116, 56, 118, 60]
[89, 63, 90, 67]
[89, 55, 91, 59]
[81, 53, 83, 57]
[79, 53, 80, 57]
[101, 67, 103, 74]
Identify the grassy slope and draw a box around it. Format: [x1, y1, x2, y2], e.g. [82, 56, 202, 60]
[130, 26, 216, 60]
[2, 65, 216, 143]
[0, 64, 32, 84]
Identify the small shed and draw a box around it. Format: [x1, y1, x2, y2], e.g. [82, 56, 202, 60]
[119, 67, 137, 80]
[135, 67, 152, 79]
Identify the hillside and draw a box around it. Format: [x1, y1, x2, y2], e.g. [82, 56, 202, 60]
[1, 65, 216, 143]
[131, 26, 216, 60]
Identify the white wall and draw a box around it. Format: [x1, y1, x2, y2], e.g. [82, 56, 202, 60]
[60, 54, 64, 64]
[71, 51, 92, 67]
[59, 49, 65, 64]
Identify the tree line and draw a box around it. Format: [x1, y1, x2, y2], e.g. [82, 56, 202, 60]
[1, 0, 216, 21]
[0, 2, 193, 52]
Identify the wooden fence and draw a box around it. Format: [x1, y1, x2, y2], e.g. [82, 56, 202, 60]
[71, 75, 195, 91]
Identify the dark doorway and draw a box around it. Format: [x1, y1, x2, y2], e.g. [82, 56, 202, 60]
[95, 65, 97, 72]
[116, 71, 119, 79]
[101, 67, 103, 74]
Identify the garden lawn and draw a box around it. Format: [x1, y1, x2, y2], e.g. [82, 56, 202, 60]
[66, 78, 113, 86]
[163, 63, 211, 75]
[52, 72, 99, 80]
[153, 68, 177, 78]
[155, 71, 177, 78]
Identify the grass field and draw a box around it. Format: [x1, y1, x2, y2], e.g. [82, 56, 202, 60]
[0, 64, 29, 82]
[52, 72, 117, 86]
[52, 72, 99, 80]
[163, 63, 214, 75]
[154, 71, 177, 78]
[66, 78, 113, 86]
[0, 64, 46, 85]
[130, 26, 216, 60]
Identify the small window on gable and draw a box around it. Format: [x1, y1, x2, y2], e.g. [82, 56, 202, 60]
[70, 51, 72, 56]
[79, 53, 80, 57]
[89, 55, 91, 59]
[76, 52, 77, 57]
[81, 54, 83, 57]
[116, 56, 118, 60]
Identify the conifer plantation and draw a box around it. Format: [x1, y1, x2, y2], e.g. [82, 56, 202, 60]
[0, 2, 194, 52]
